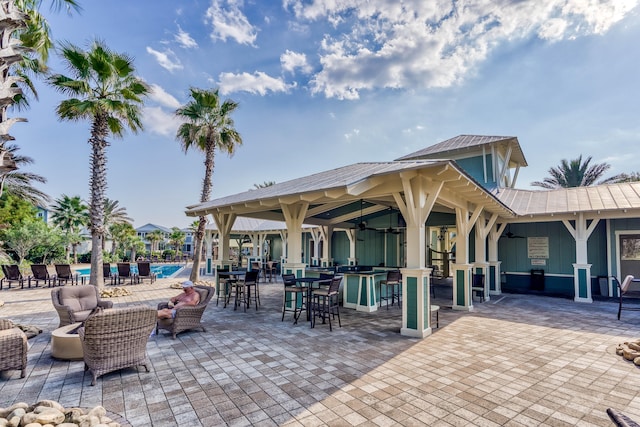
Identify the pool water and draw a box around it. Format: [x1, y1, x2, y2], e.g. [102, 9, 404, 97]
[75, 264, 184, 279]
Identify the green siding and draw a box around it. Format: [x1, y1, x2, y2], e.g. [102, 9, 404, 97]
[422, 277, 429, 330]
[456, 269, 465, 306]
[578, 268, 587, 299]
[406, 277, 417, 330]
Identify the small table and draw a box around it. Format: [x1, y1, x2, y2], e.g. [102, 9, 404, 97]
[51, 322, 83, 360]
[218, 271, 247, 309]
[295, 277, 331, 321]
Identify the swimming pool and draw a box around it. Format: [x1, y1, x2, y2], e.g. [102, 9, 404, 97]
[75, 264, 184, 279]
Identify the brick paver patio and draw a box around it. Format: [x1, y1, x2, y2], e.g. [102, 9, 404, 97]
[1, 266, 639, 426]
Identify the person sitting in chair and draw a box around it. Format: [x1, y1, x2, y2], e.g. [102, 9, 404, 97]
[157, 280, 201, 319]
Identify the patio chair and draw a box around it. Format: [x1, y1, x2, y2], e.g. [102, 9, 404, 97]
[606, 408, 640, 427]
[156, 285, 214, 339]
[116, 262, 139, 284]
[0, 319, 27, 378]
[265, 261, 277, 282]
[472, 273, 485, 302]
[379, 270, 402, 309]
[1, 264, 26, 290]
[614, 275, 638, 320]
[103, 263, 117, 285]
[51, 285, 114, 327]
[282, 273, 305, 323]
[55, 264, 81, 286]
[136, 261, 156, 284]
[310, 276, 342, 331]
[251, 261, 265, 283]
[78, 305, 156, 385]
[30, 264, 54, 287]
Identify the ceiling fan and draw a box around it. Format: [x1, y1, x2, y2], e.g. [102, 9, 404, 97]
[502, 224, 524, 239]
[352, 199, 376, 231]
[379, 207, 401, 234]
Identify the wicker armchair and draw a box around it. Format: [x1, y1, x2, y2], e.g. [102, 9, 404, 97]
[0, 319, 27, 378]
[156, 285, 214, 339]
[78, 305, 156, 386]
[51, 285, 114, 327]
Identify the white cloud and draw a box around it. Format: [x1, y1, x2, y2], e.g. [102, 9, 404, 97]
[142, 106, 182, 137]
[146, 47, 183, 72]
[205, 0, 257, 46]
[175, 25, 198, 49]
[344, 129, 360, 140]
[218, 71, 295, 95]
[148, 84, 182, 109]
[283, 0, 640, 99]
[280, 50, 312, 75]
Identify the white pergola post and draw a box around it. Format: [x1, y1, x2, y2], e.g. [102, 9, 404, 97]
[473, 213, 498, 301]
[395, 174, 443, 338]
[563, 213, 599, 303]
[453, 205, 483, 311]
[488, 223, 506, 295]
[281, 202, 309, 278]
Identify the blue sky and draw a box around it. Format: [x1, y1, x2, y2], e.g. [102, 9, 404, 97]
[11, 0, 640, 229]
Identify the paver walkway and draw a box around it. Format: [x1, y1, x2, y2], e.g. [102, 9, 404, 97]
[1, 266, 639, 426]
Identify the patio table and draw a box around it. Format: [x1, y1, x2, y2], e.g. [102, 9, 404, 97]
[295, 277, 331, 321]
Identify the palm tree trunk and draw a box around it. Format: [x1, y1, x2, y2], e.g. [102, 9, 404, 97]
[88, 115, 109, 288]
[190, 142, 215, 282]
[190, 216, 206, 281]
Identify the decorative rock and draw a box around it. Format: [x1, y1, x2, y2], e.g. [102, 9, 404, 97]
[0, 402, 122, 427]
[36, 400, 65, 412]
[623, 347, 640, 361]
[100, 287, 133, 298]
[170, 280, 214, 289]
[0, 402, 28, 418]
[6, 408, 25, 420]
[87, 406, 106, 419]
[0, 300, 4, 307]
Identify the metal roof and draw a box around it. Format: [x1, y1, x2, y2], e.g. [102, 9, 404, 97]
[204, 217, 312, 233]
[395, 135, 528, 166]
[494, 182, 640, 217]
[186, 160, 515, 224]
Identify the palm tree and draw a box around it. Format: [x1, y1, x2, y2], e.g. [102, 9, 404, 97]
[175, 87, 242, 281]
[168, 227, 186, 255]
[146, 229, 165, 254]
[102, 198, 132, 250]
[612, 172, 640, 183]
[49, 194, 88, 263]
[253, 181, 275, 189]
[531, 155, 622, 189]
[109, 222, 135, 258]
[1, 143, 49, 206]
[0, 0, 81, 198]
[47, 40, 149, 288]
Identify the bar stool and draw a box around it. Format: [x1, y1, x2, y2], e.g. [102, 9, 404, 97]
[282, 274, 305, 323]
[379, 270, 402, 309]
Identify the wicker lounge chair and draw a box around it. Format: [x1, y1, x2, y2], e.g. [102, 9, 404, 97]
[55, 264, 81, 285]
[136, 261, 156, 284]
[156, 285, 214, 339]
[78, 305, 156, 385]
[30, 264, 54, 287]
[1, 264, 26, 289]
[0, 319, 27, 378]
[51, 285, 114, 327]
